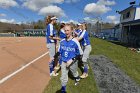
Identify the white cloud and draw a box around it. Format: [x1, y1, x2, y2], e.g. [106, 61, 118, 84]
[0, 0, 18, 8]
[69, 19, 78, 24]
[62, 18, 98, 25]
[60, 21, 67, 23]
[0, 13, 6, 17]
[22, 0, 64, 11]
[0, 18, 16, 23]
[114, 21, 119, 24]
[106, 15, 119, 24]
[0, 18, 24, 24]
[83, 17, 98, 24]
[97, 0, 116, 6]
[61, 19, 78, 24]
[107, 15, 117, 21]
[84, 3, 111, 16]
[39, 5, 66, 17]
[22, 0, 66, 17]
[84, 0, 116, 16]
[16, 22, 22, 24]
[65, 0, 80, 3]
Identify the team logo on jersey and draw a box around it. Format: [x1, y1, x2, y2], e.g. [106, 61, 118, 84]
[61, 46, 75, 52]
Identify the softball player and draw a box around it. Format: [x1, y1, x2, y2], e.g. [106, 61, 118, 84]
[74, 23, 82, 37]
[76, 23, 92, 79]
[58, 24, 83, 93]
[59, 23, 66, 39]
[46, 15, 60, 76]
[57, 23, 66, 66]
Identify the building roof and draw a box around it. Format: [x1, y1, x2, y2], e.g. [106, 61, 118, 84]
[119, 5, 140, 14]
[121, 19, 140, 25]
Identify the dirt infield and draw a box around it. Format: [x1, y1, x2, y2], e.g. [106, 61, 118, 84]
[0, 37, 50, 93]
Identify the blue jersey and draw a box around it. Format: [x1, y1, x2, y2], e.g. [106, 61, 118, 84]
[74, 29, 82, 36]
[58, 38, 83, 62]
[46, 23, 56, 43]
[59, 29, 66, 39]
[78, 30, 90, 46]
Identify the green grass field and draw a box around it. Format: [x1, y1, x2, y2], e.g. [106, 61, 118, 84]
[43, 67, 98, 93]
[91, 38, 140, 85]
[44, 38, 140, 93]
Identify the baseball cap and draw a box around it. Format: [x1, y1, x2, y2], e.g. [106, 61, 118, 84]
[51, 16, 58, 20]
[77, 23, 82, 26]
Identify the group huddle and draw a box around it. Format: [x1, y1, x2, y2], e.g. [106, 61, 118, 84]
[46, 15, 92, 93]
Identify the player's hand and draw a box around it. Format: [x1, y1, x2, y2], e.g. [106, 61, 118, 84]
[75, 37, 80, 41]
[56, 37, 61, 41]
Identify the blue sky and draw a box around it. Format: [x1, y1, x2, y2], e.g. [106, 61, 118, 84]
[0, 0, 139, 24]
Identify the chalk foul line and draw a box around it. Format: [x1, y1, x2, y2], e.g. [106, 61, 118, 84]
[0, 51, 49, 84]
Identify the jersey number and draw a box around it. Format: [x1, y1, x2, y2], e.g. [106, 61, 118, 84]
[65, 52, 68, 57]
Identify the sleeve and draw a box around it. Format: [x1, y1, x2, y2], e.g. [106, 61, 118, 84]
[58, 39, 65, 52]
[79, 30, 86, 39]
[73, 39, 83, 55]
[58, 40, 64, 54]
[46, 27, 48, 35]
[49, 24, 53, 36]
[58, 43, 61, 53]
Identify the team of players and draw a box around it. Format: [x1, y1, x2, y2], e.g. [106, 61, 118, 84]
[46, 16, 92, 93]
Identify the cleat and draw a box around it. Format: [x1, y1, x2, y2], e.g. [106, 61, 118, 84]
[74, 81, 79, 86]
[75, 78, 80, 82]
[50, 71, 59, 76]
[76, 78, 80, 82]
[75, 76, 80, 86]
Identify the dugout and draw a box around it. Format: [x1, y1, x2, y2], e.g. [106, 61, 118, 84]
[121, 20, 140, 47]
[23, 29, 46, 37]
[119, 5, 140, 47]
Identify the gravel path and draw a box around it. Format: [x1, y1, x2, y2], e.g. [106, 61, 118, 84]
[89, 55, 140, 93]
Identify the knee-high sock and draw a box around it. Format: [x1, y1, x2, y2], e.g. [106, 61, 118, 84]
[61, 86, 66, 92]
[84, 64, 88, 73]
[49, 60, 54, 73]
